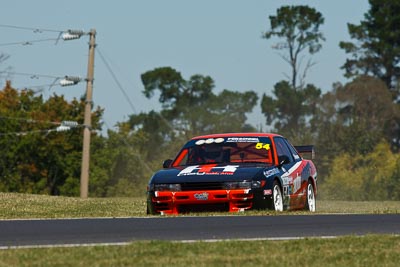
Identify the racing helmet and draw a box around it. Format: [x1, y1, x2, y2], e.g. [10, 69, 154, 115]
[205, 144, 223, 160]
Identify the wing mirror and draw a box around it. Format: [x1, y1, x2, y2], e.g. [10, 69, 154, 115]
[278, 155, 290, 166]
[163, 159, 173, 168]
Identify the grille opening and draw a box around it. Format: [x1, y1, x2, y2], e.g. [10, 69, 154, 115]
[175, 195, 189, 200]
[232, 200, 252, 209]
[153, 196, 172, 202]
[232, 193, 253, 199]
[178, 203, 229, 213]
[154, 203, 170, 211]
[181, 182, 225, 191]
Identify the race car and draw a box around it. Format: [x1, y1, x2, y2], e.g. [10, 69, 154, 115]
[146, 133, 317, 215]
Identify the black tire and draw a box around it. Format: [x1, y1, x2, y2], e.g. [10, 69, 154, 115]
[304, 180, 316, 212]
[146, 204, 151, 215]
[271, 180, 284, 211]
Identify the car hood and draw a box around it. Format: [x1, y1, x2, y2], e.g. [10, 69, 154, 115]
[150, 163, 268, 184]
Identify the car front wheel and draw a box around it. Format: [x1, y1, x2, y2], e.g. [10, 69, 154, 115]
[272, 181, 283, 211]
[305, 181, 316, 212]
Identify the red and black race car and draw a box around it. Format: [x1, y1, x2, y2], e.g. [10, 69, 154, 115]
[146, 133, 317, 215]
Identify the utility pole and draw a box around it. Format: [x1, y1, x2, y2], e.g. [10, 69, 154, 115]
[80, 29, 96, 198]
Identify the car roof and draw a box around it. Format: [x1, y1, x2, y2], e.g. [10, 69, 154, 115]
[191, 132, 282, 140]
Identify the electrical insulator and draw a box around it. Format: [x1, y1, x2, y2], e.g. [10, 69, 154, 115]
[59, 79, 76, 86]
[64, 76, 81, 83]
[62, 29, 85, 40]
[67, 30, 85, 36]
[56, 125, 70, 132]
[61, 121, 78, 127]
[59, 76, 81, 87]
[62, 32, 81, 40]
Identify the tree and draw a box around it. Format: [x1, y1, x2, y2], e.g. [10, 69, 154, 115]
[140, 67, 258, 137]
[312, 76, 400, 180]
[339, 0, 400, 97]
[322, 141, 400, 200]
[319, 76, 398, 153]
[260, 80, 321, 143]
[0, 81, 104, 196]
[208, 90, 258, 133]
[89, 129, 154, 197]
[141, 67, 213, 136]
[0, 53, 11, 83]
[263, 5, 325, 90]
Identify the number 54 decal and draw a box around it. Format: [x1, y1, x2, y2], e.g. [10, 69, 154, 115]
[256, 143, 270, 150]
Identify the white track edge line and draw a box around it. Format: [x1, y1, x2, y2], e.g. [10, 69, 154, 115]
[0, 236, 339, 250]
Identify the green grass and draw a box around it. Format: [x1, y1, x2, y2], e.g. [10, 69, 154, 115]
[0, 235, 399, 267]
[0, 193, 399, 266]
[0, 193, 146, 219]
[0, 192, 399, 219]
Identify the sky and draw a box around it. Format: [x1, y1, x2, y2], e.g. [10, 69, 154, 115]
[0, 0, 371, 133]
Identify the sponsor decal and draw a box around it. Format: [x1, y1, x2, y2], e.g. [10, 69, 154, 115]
[281, 176, 291, 185]
[226, 137, 260, 143]
[283, 185, 289, 195]
[264, 168, 280, 178]
[285, 161, 302, 176]
[194, 192, 209, 200]
[195, 138, 224, 145]
[263, 189, 272, 195]
[177, 165, 239, 176]
[293, 174, 301, 193]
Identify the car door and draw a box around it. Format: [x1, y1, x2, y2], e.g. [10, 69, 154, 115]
[274, 137, 303, 208]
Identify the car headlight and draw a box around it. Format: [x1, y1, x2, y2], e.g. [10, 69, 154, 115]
[224, 181, 252, 189]
[153, 183, 181, 192]
[223, 181, 265, 189]
[251, 180, 263, 188]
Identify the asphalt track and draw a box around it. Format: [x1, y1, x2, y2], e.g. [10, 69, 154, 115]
[0, 214, 399, 247]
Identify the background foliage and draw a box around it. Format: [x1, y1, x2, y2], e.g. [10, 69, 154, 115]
[1, 1, 400, 200]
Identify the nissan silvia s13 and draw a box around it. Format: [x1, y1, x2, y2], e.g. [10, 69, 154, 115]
[146, 133, 317, 215]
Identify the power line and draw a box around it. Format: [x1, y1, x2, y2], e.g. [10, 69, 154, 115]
[0, 38, 59, 47]
[0, 128, 55, 136]
[0, 115, 67, 126]
[0, 24, 62, 33]
[0, 118, 81, 136]
[96, 47, 137, 114]
[1, 71, 60, 79]
[0, 127, 76, 136]
[0, 24, 87, 46]
[2, 81, 67, 93]
[2, 72, 85, 92]
[102, 120, 154, 173]
[96, 48, 155, 173]
[96, 47, 175, 131]
[1, 72, 59, 92]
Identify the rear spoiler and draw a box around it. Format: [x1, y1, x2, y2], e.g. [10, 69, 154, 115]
[294, 145, 315, 159]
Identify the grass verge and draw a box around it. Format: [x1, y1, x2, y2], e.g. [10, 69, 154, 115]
[0, 235, 399, 267]
[0, 192, 399, 219]
[0, 193, 146, 219]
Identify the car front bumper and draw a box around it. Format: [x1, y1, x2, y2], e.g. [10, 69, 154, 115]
[148, 189, 255, 214]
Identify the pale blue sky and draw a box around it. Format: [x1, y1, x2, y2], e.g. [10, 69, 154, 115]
[1, 0, 370, 131]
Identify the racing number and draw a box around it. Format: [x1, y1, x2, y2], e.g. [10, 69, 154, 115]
[256, 143, 270, 150]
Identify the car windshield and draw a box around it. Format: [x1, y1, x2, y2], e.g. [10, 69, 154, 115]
[172, 136, 274, 167]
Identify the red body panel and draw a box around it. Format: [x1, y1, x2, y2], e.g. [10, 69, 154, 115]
[152, 189, 254, 214]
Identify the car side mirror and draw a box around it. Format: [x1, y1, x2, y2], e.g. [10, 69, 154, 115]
[278, 155, 290, 166]
[163, 159, 173, 168]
